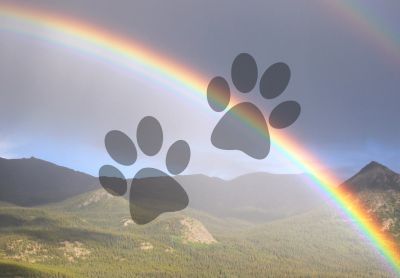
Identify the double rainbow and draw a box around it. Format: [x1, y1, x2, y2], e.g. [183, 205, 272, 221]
[0, 3, 399, 275]
[321, 1, 400, 66]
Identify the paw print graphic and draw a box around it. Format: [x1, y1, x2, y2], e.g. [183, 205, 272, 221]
[207, 53, 301, 159]
[99, 116, 190, 225]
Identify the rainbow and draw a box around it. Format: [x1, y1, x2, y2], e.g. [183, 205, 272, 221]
[0, 3, 399, 275]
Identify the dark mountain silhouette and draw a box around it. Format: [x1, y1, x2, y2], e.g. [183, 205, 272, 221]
[0, 157, 99, 206]
[343, 161, 400, 192]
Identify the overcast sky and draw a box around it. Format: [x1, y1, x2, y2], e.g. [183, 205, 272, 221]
[0, 0, 399, 179]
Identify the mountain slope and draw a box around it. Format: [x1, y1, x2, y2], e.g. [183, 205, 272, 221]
[0, 195, 391, 277]
[0, 157, 98, 206]
[344, 161, 400, 192]
[342, 161, 400, 238]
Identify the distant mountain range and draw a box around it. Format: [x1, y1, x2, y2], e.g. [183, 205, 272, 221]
[0, 157, 398, 230]
[177, 173, 322, 221]
[0, 157, 321, 222]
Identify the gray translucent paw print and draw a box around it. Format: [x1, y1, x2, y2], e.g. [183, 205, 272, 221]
[99, 116, 190, 225]
[207, 53, 301, 159]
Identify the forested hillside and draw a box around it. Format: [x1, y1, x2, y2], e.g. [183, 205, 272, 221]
[0, 192, 393, 277]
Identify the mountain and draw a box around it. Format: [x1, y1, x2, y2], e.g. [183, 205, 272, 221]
[0, 157, 98, 206]
[344, 161, 400, 192]
[342, 161, 400, 238]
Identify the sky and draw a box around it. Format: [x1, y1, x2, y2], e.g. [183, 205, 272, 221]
[0, 0, 399, 179]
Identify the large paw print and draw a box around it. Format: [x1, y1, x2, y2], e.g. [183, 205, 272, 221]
[207, 53, 301, 159]
[99, 116, 190, 225]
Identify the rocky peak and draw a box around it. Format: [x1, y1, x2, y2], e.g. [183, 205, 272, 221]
[343, 161, 400, 192]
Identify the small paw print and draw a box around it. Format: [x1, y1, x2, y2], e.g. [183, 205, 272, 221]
[207, 53, 301, 159]
[99, 116, 190, 225]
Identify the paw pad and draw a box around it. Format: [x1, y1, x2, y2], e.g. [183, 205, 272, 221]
[99, 116, 190, 225]
[207, 53, 301, 159]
